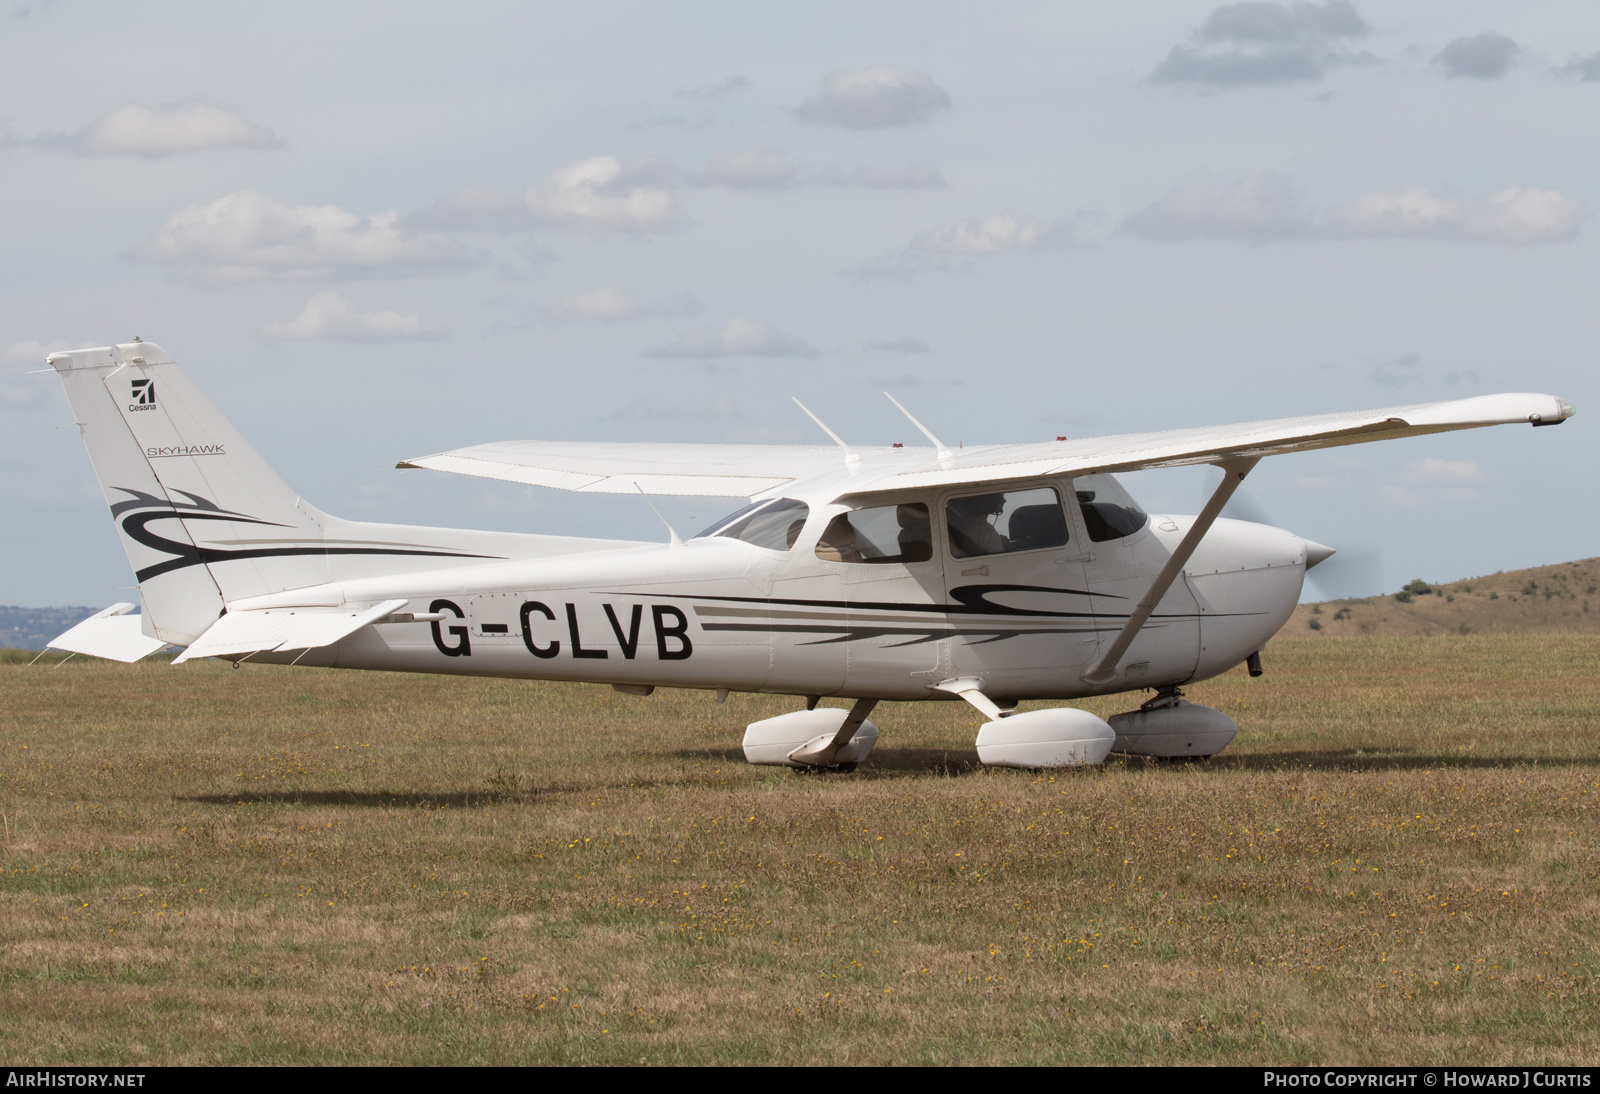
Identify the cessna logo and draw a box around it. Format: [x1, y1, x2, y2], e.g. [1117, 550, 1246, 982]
[128, 379, 157, 412]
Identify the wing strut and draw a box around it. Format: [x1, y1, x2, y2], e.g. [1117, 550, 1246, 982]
[1083, 457, 1260, 685]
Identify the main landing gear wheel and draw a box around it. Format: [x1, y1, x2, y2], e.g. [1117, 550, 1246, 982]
[741, 702, 879, 769]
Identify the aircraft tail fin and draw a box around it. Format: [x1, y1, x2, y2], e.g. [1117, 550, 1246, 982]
[52, 342, 645, 647]
[51, 344, 254, 644]
[50, 342, 498, 644]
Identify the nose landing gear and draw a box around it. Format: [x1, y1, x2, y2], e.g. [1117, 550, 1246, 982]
[1109, 686, 1239, 758]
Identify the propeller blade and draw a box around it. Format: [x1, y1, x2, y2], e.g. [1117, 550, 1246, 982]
[1304, 543, 1385, 600]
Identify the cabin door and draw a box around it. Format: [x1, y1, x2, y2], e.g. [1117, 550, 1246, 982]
[938, 483, 1101, 700]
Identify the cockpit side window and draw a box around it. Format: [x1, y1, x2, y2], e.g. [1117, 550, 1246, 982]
[945, 486, 1069, 559]
[694, 498, 810, 551]
[815, 502, 932, 564]
[1073, 474, 1148, 542]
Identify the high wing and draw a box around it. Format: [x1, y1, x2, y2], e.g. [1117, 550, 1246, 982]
[846, 391, 1575, 496]
[397, 441, 864, 497]
[399, 392, 1574, 501]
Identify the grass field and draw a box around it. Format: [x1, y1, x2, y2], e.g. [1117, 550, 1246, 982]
[2, 635, 1598, 1065]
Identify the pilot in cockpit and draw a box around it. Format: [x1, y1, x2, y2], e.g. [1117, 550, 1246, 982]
[946, 492, 1009, 558]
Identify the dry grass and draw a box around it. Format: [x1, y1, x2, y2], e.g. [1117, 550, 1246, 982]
[1287, 557, 1600, 639]
[1, 635, 1597, 1065]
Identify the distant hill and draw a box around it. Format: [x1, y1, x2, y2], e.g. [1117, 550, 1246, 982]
[1280, 557, 1600, 639]
[0, 606, 104, 651]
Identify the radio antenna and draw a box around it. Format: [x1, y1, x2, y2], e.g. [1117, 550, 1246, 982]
[791, 398, 860, 464]
[634, 483, 684, 546]
[883, 392, 954, 460]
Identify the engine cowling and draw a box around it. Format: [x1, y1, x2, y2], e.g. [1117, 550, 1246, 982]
[1108, 700, 1237, 758]
[742, 708, 880, 767]
[975, 708, 1116, 768]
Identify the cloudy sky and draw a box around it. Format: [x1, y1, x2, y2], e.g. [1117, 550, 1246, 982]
[2, 1, 1595, 606]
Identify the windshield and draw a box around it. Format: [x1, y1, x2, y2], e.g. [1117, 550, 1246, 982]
[693, 498, 810, 551]
[1072, 474, 1148, 542]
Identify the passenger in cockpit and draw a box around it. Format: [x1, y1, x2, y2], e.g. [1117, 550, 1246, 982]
[814, 515, 863, 563]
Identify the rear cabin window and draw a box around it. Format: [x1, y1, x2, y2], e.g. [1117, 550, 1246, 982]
[1074, 474, 1148, 542]
[694, 497, 810, 551]
[944, 487, 1069, 559]
[815, 503, 932, 564]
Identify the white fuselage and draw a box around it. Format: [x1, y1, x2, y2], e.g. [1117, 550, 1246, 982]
[234, 479, 1309, 703]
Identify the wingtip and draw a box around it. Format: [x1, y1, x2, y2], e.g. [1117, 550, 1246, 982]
[1532, 398, 1576, 427]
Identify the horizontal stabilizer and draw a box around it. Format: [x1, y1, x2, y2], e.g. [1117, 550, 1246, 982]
[173, 599, 408, 663]
[47, 604, 171, 663]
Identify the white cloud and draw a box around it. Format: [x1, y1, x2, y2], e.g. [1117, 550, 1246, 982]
[524, 156, 686, 234]
[917, 214, 1067, 256]
[1124, 171, 1313, 241]
[407, 157, 685, 236]
[64, 103, 279, 158]
[847, 213, 1082, 280]
[1435, 33, 1519, 80]
[1406, 458, 1482, 483]
[408, 151, 940, 236]
[2, 339, 74, 363]
[795, 67, 952, 129]
[1332, 185, 1582, 245]
[541, 287, 702, 324]
[0, 339, 71, 408]
[140, 190, 469, 281]
[1128, 175, 1583, 247]
[9, 103, 280, 158]
[644, 317, 819, 360]
[1380, 485, 1417, 507]
[1149, 1, 1373, 88]
[258, 291, 442, 341]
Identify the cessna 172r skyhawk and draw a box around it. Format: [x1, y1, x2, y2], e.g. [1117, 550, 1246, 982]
[43, 341, 1574, 769]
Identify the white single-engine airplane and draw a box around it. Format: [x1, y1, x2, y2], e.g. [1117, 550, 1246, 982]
[43, 341, 1574, 769]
